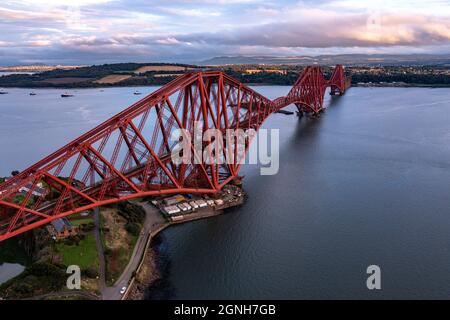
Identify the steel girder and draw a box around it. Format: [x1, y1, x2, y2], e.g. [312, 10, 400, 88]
[0, 65, 348, 242]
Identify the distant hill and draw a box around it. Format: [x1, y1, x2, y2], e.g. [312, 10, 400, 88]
[200, 54, 450, 66]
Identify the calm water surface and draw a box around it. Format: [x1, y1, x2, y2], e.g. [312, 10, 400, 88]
[0, 263, 25, 284]
[1, 86, 450, 298]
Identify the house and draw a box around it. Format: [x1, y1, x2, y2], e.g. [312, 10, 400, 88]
[19, 183, 46, 197]
[47, 218, 78, 240]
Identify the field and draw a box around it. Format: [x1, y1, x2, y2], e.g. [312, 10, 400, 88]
[41, 77, 95, 84]
[135, 65, 191, 73]
[100, 205, 142, 286]
[70, 218, 94, 226]
[94, 75, 132, 84]
[56, 234, 99, 270]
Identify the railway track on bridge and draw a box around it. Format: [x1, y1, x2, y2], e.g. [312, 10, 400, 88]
[0, 65, 350, 241]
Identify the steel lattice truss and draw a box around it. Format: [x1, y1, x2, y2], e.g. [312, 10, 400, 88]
[0, 65, 349, 241]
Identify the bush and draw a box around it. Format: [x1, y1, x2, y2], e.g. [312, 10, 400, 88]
[125, 222, 140, 237]
[118, 202, 145, 225]
[80, 222, 95, 232]
[0, 262, 67, 299]
[83, 267, 99, 279]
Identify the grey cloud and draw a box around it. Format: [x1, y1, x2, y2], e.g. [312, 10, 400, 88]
[177, 14, 450, 48]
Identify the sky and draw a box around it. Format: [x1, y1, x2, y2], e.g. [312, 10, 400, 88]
[0, 0, 450, 65]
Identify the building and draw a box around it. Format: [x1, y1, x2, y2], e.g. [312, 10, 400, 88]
[163, 205, 181, 215]
[163, 195, 186, 206]
[47, 218, 78, 240]
[189, 201, 199, 209]
[245, 69, 287, 75]
[19, 183, 46, 197]
[195, 200, 208, 208]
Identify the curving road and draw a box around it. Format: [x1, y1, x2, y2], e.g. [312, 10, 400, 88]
[100, 202, 165, 300]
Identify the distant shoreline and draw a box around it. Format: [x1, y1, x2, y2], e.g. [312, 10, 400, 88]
[352, 83, 450, 88]
[1, 62, 449, 90]
[1, 83, 450, 90]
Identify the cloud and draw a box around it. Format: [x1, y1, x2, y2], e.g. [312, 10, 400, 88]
[0, 7, 64, 22]
[5, 0, 114, 7]
[0, 0, 449, 65]
[156, 37, 181, 45]
[177, 12, 450, 48]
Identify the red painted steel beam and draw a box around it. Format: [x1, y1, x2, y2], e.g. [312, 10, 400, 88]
[0, 65, 349, 242]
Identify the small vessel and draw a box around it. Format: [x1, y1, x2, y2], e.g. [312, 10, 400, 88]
[134, 90, 142, 95]
[0, 90, 8, 95]
[30, 92, 37, 96]
[61, 93, 74, 98]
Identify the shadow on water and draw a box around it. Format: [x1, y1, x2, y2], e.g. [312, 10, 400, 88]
[144, 95, 346, 300]
[0, 238, 29, 266]
[285, 92, 345, 145]
[0, 238, 29, 285]
[284, 92, 346, 146]
[144, 101, 339, 300]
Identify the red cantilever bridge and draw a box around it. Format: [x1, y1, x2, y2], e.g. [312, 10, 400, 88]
[0, 65, 350, 242]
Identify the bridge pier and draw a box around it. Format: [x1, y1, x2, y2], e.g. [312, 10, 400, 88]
[330, 89, 343, 96]
[0, 64, 350, 242]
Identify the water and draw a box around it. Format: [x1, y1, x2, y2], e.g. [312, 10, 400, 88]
[0, 239, 28, 284]
[0, 87, 159, 174]
[0, 263, 25, 285]
[0, 72, 35, 77]
[1, 86, 450, 298]
[0, 86, 154, 283]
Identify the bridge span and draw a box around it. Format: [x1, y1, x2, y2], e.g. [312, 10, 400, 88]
[0, 65, 350, 242]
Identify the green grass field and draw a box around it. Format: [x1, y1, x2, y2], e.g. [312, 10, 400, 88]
[56, 234, 99, 270]
[69, 218, 94, 226]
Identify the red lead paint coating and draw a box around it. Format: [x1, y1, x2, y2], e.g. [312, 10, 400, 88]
[0, 65, 349, 241]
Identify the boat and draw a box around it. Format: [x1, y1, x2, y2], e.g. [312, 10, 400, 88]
[61, 93, 74, 98]
[134, 90, 142, 95]
[30, 92, 37, 96]
[0, 90, 8, 95]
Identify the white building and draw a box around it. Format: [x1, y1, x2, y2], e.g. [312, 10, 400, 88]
[164, 205, 181, 215]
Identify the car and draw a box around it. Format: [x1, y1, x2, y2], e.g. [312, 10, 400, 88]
[120, 286, 127, 294]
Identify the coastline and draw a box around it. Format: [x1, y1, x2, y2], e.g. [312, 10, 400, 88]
[1, 83, 450, 90]
[124, 194, 247, 300]
[353, 83, 450, 88]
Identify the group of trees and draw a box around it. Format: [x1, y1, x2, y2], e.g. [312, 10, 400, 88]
[0, 262, 66, 299]
[0, 63, 198, 88]
[0, 63, 449, 88]
[351, 73, 450, 85]
[118, 201, 146, 236]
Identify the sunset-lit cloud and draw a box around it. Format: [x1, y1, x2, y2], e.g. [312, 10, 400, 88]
[0, 0, 449, 65]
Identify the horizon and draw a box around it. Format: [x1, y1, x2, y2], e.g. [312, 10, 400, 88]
[1, 1, 450, 66]
[2, 52, 450, 68]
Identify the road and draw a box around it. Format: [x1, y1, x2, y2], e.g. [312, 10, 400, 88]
[93, 207, 106, 293]
[101, 201, 166, 300]
[98, 199, 234, 300]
